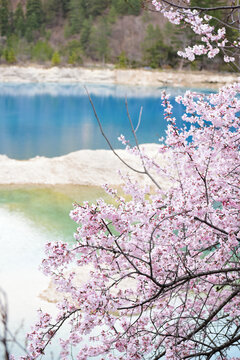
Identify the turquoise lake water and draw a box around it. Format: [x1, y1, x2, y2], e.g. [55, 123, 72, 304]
[1, 83, 238, 358]
[0, 83, 207, 159]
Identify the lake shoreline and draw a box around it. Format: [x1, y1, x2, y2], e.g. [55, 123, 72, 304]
[0, 144, 169, 188]
[0, 65, 238, 88]
[0, 66, 238, 187]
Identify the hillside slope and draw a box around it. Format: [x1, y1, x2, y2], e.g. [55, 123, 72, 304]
[0, 0, 228, 71]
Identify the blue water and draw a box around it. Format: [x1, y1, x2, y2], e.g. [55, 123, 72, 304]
[0, 83, 209, 160]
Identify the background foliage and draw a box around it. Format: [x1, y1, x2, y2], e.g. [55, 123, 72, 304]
[0, 0, 231, 69]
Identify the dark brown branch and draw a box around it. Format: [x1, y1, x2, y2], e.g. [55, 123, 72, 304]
[118, 266, 240, 310]
[183, 327, 240, 359]
[194, 216, 240, 241]
[85, 86, 146, 175]
[153, 289, 240, 360]
[149, 0, 240, 12]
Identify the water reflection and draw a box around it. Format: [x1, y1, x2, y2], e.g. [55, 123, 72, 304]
[0, 207, 55, 358]
[0, 83, 211, 160]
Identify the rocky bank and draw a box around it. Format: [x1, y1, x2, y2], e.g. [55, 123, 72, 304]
[0, 65, 238, 88]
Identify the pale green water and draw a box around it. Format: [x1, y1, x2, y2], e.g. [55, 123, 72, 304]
[0, 185, 112, 243]
[0, 185, 116, 358]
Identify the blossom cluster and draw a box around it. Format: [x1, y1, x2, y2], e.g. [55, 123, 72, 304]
[20, 79, 240, 359]
[152, 0, 235, 63]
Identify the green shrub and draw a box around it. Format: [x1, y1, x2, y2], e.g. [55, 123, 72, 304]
[6, 34, 19, 49]
[3, 48, 16, 63]
[130, 59, 141, 68]
[68, 51, 82, 65]
[68, 51, 76, 65]
[31, 41, 53, 62]
[51, 51, 61, 66]
[63, 40, 83, 65]
[107, 5, 117, 24]
[115, 51, 128, 68]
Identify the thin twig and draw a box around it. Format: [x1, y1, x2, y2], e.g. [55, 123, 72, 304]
[134, 106, 143, 133]
[125, 97, 162, 190]
[85, 86, 146, 175]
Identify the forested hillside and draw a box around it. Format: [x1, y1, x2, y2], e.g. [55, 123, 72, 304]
[0, 0, 231, 70]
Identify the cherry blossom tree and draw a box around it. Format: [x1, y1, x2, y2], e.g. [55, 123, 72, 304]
[14, 1, 240, 360]
[149, 0, 240, 69]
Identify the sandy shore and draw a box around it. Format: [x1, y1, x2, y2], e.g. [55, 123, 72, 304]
[0, 144, 169, 188]
[0, 65, 238, 88]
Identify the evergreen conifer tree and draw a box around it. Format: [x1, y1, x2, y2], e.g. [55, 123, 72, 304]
[85, 0, 109, 17]
[112, 0, 142, 16]
[26, 0, 44, 40]
[14, 3, 25, 37]
[96, 17, 110, 63]
[88, 17, 110, 63]
[61, 0, 70, 16]
[80, 17, 92, 51]
[142, 24, 176, 68]
[0, 0, 9, 36]
[44, 0, 62, 26]
[68, 0, 86, 34]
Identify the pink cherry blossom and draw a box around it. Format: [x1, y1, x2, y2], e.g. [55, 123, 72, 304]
[22, 79, 240, 359]
[15, 2, 240, 359]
